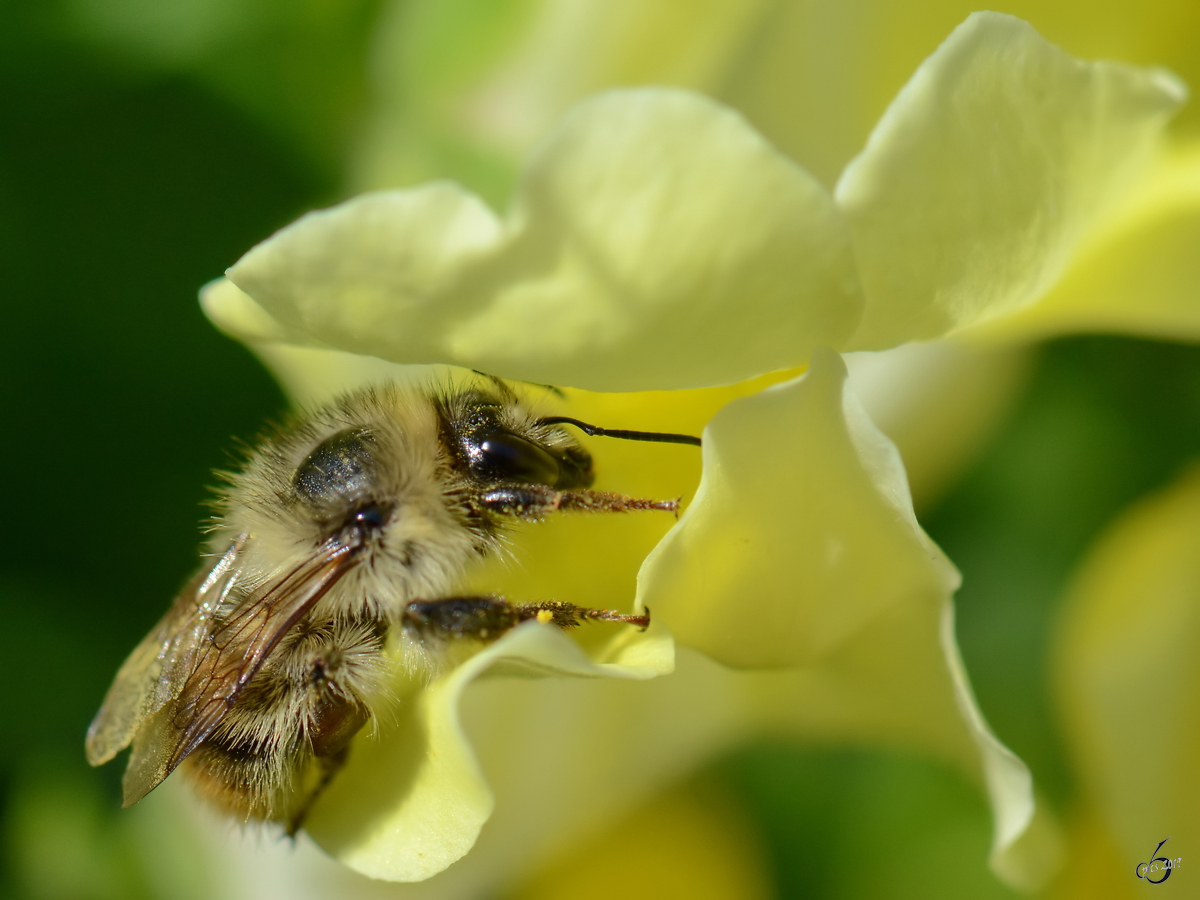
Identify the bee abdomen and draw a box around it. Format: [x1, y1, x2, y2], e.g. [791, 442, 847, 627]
[184, 617, 385, 824]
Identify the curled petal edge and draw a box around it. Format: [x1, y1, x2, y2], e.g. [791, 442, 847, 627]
[305, 621, 671, 881]
[639, 348, 1044, 887]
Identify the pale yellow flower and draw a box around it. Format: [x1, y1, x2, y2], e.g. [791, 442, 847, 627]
[356, 0, 1200, 506]
[196, 12, 1185, 893]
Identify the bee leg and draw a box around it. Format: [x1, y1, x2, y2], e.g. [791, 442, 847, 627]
[403, 596, 650, 643]
[285, 749, 349, 838]
[403, 596, 522, 642]
[512, 601, 650, 631]
[480, 485, 679, 519]
[287, 690, 371, 836]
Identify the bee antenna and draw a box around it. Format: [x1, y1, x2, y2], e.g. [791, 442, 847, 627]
[537, 417, 702, 447]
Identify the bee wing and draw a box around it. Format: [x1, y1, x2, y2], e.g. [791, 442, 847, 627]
[86, 538, 245, 768]
[119, 537, 361, 806]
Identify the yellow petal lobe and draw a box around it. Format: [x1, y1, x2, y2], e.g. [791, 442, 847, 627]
[226, 90, 863, 391]
[838, 12, 1186, 349]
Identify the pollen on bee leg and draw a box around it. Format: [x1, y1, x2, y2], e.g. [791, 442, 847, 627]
[515, 601, 651, 631]
[480, 485, 681, 519]
[576, 605, 652, 631]
[554, 490, 681, 516]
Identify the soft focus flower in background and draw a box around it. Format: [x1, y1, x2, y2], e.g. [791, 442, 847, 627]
[1050, 466, 1200, 897]
[2, 2, 1198, 899]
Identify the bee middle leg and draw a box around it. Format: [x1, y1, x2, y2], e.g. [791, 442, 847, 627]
[403, 596, 649, 644]
[512, 600, 650, 630]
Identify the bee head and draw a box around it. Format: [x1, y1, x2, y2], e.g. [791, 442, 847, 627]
[442, 390, 594, 491]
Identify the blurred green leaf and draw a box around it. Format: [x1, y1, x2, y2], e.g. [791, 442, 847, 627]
[56, 0, 383, 175]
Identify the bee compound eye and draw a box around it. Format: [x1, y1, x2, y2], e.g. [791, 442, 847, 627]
[293, 427, 378, 506]
[474, 431, 563, 487]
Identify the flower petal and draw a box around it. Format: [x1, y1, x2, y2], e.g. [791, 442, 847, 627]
[352, 0, 765, 202]
[353, 0, 1200, 208]
[1053, 467, 1200, 872]
[304, 622, 666, 881]
[360, 646, 755, 898]
[636, 346, 1045, 885]
[135, 633, 1042, 896]
[459, 374, 794, 662]
[967, 141, 1200, 344]
[424, 620, 1040, 894]
[844, 340, 1033, 509]
[201, 277, 446, 406]
[639, 347, 957, 667]
[227, 89, 863, 391]
[837, 11, 1187, 350]
[508, 784, 773, 900]
[718, 1, 1200, 189]
[736, 593, 1048, 888]
[226, 182, 506, 351]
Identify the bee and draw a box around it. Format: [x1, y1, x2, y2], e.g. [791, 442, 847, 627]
[86, 377, 700, 834]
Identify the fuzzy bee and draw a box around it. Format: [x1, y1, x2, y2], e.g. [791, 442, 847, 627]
[85, 378, 698, 833]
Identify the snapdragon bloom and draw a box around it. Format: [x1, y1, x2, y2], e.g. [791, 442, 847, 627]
[197, 13, 1185, 891]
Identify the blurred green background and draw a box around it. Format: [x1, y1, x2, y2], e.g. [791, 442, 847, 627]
[2, 2, 1198, 898]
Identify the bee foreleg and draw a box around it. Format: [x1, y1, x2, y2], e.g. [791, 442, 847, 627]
[480, 486, 679, 519]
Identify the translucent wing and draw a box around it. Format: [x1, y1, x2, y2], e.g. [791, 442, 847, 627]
[119, 536, 361, 806]
[85, 538, 245, 767]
